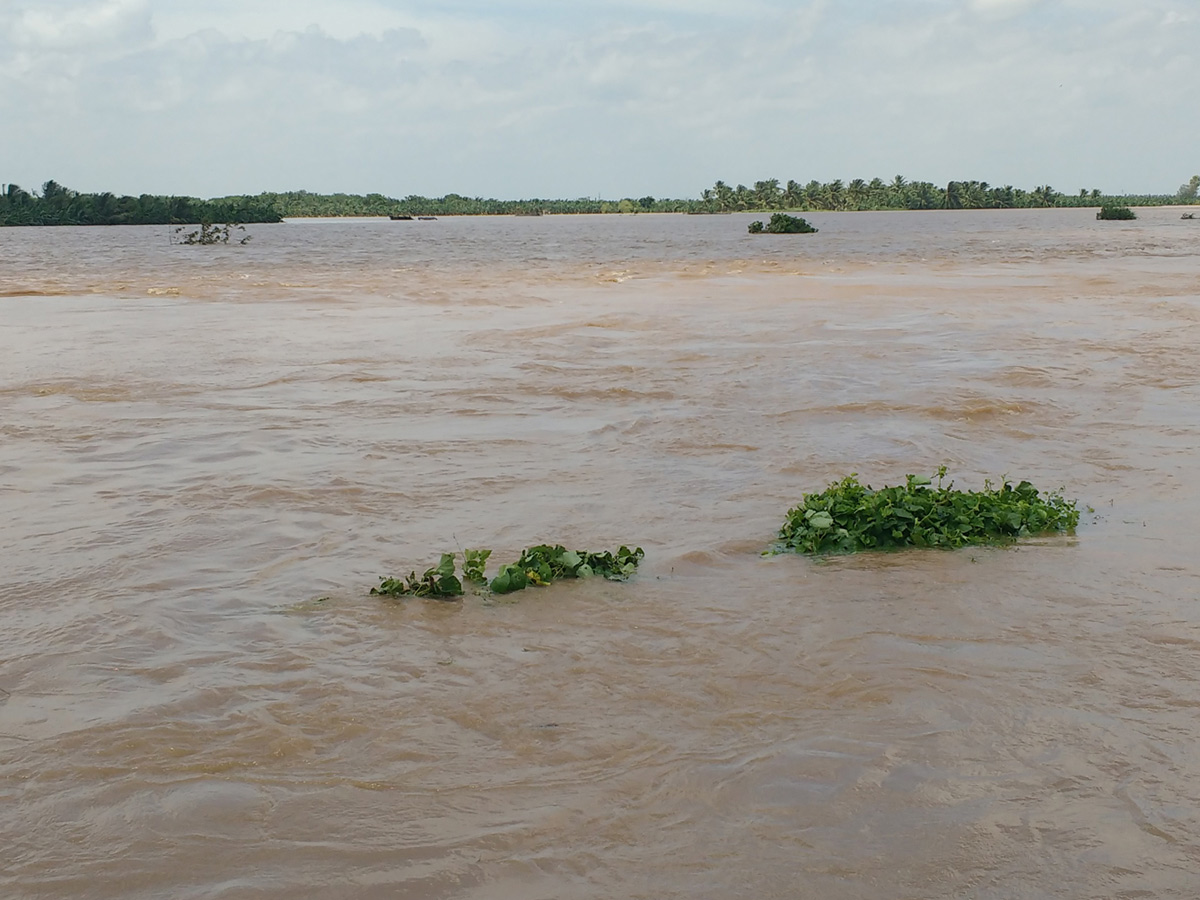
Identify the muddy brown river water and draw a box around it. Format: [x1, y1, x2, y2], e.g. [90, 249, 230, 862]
[2, 209, 1200, 898]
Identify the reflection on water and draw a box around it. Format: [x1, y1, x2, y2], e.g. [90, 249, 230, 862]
[2, 209, 1200, 898]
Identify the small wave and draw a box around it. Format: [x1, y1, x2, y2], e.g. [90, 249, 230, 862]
[0, 288, 74, 298]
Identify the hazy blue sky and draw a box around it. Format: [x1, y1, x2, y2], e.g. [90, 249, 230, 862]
[2, 0, 1195, 199]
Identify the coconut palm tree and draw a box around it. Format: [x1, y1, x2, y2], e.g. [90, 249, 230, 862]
[847, 178, 867, 210]
[784, 179, 804, 209]
[753, 178, 782, 209]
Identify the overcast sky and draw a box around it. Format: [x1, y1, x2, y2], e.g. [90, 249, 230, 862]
[1, 0, 1195, 199]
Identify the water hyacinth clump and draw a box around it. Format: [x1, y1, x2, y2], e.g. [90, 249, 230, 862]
[371, 553, 464, 598]
[776, 467, 1080, 555]
[372, 545, 644, 599]
[489, 545, 644, 594]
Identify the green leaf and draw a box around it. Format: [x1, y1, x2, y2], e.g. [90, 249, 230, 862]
[435, 574, 463, 597]
[808, 511, 834, 529]
[490, 564, 528, 594]
[463, 548, 491, 583]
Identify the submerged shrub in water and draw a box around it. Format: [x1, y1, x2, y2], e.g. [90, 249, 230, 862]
[171, 222, 252, 245]
[748, 213, 818, 234]
[776, 467, 1080, 555]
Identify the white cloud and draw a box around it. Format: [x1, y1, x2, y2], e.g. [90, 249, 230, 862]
[2, 0, 1197, 198]
[968, 0, 1041, 18]
[10, 0, 152, 49]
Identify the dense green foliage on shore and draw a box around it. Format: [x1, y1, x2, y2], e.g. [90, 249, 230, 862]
[697, 177, 1198, 212]
[248, 189, 697, 217]
[247, 178, 1199, 217]
[704, 177, 1069, 211]
[0, 181, 281, 225]
[3, 174, 1197, 225]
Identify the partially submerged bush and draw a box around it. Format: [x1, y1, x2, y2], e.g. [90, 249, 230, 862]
[748, 213, 818, 234]
[775, 468, 1079, 555]
[171, 222, 252, 244]
[372, 545, 644, 599]
[1096, 205, 1136, 221]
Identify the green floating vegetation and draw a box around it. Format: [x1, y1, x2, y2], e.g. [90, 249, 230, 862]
[371, 545, 644, 599]
[371, 553, 464, 598]
[490, 545, 644, 594]
[463, 548, 491, 585]
[1096, 204, 1136, 220]
[775, 467, 1080, 555]
[748, 213, 818, 234]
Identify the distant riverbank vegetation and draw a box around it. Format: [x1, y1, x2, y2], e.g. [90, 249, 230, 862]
[3, 174, 1197, 225]
[232, 178, 1200, 217]
[0, 181, 282, 226]
[694, 176, 1199, 212]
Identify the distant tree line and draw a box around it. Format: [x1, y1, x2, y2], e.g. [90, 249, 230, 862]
[194, 180, 1200, 217]
[695, 177, 1198, 212]
[244, 189, 698, 217]
[698, 177, 1066, 211]
[3, 175, 1197, 226]
[0, 181, 282, 226]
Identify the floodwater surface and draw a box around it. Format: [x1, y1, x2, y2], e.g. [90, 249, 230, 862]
[2, 209, 1200, 898]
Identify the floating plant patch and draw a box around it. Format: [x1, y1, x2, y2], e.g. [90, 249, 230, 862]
[775, 467, 1080, 555]
[372, 545, 644, 599]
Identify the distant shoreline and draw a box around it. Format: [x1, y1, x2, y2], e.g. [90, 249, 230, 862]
[2, 177, 1197, 226]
